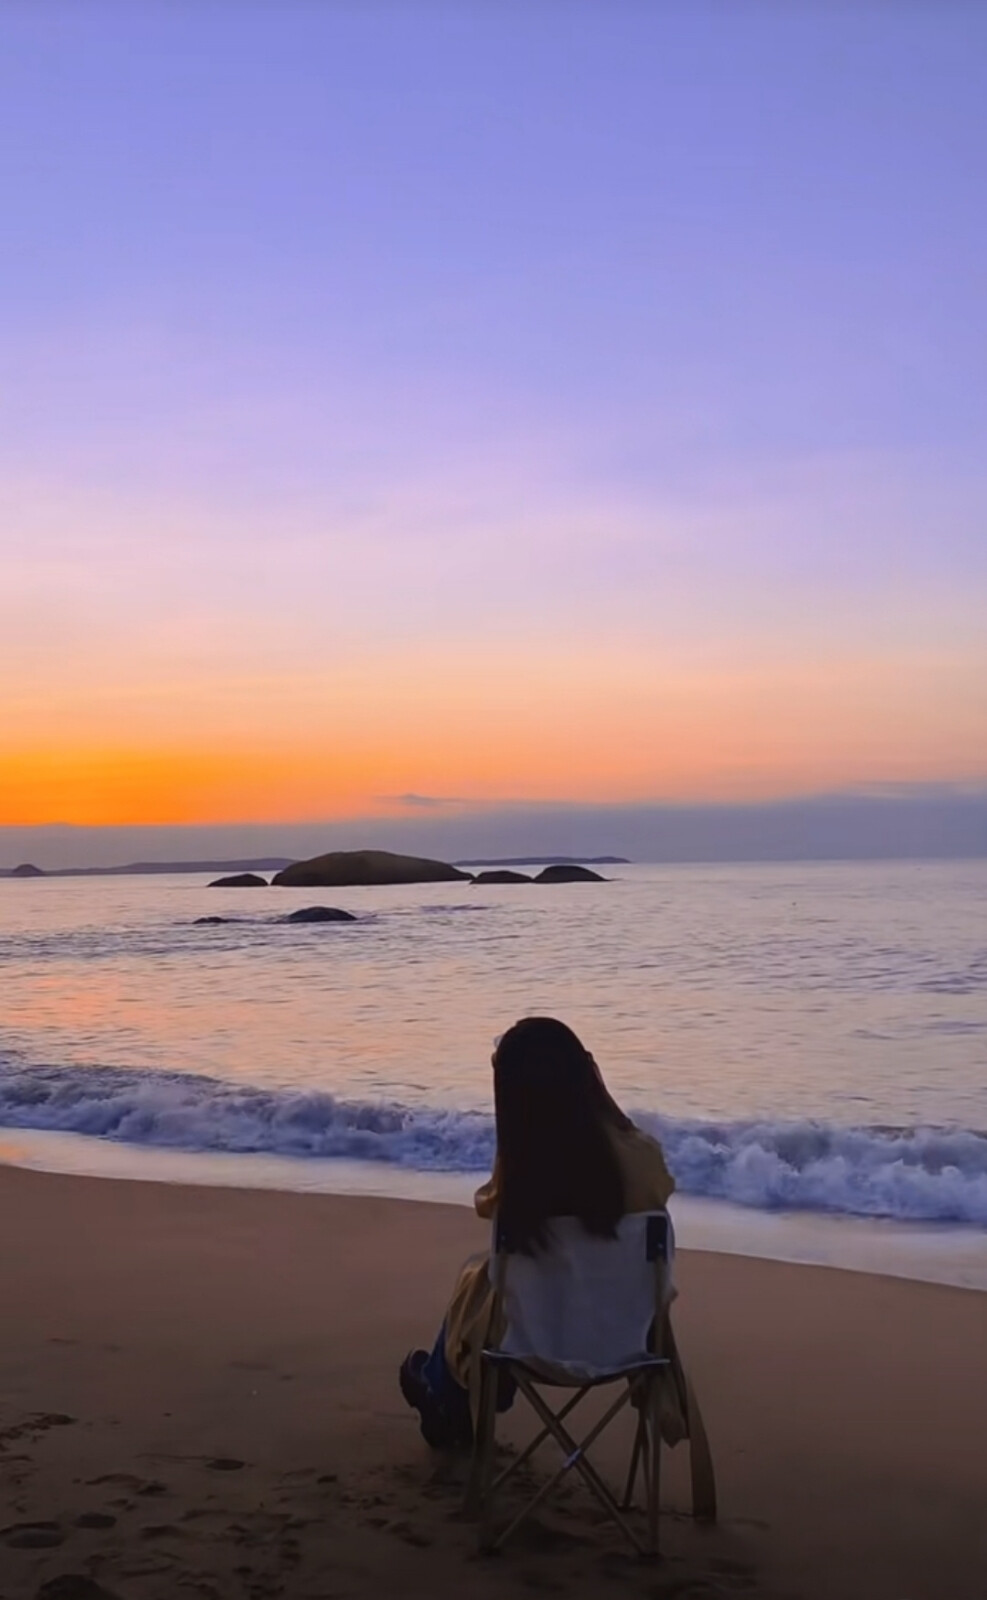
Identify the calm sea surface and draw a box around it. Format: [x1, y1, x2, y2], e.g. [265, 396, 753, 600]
[1, 861, 985, 1238]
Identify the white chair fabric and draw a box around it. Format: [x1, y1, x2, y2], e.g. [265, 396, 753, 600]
[496, 1212, 675, 1381]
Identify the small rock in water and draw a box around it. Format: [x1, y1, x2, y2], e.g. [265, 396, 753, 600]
[534, 863, 606, 883]
[208, 873, 268, 888]
[194, 916, 233, 925]
[284, 906, 356, 923]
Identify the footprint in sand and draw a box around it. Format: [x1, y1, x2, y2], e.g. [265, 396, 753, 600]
[708, 1556, 759, 1590]
[87, 1472, 160, 1492]
[384, 1518, 433, 1549]
[74, 1512, 117, 1529]
[206, 1456, 245, 1471]
[0, 1413, 76, 1449]
[1, 1520, 65, 1549]
[37, 1578, 123, 1600]
[649, 1581, 729, 1599]
[729, 1515, 770, 1533]
[114, 1557, 179, 1579]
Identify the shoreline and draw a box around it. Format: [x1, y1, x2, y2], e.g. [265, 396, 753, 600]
[1, 1164, 985, 1599]
[3, 1124, 986, 1293]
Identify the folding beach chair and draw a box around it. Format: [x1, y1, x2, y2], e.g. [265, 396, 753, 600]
[464, 1211, 715, 1558]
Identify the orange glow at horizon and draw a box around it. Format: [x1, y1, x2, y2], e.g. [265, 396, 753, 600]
[4, 597, 985, 827]
[3, 646, 985, 827]
[0, 746, 383, 827]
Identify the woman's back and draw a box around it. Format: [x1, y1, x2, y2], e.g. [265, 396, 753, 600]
[476, 1120, 674, 1224]
[491, 1017, 663, 1251]
[401, 1017, 677, 1443]
[492, 1017, 623, 1254]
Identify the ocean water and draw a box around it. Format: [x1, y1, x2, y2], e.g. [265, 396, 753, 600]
[1, 861, 985, 1272]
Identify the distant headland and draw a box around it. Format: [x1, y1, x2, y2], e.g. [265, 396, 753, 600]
[0, 852, 629, 881]
[0, 858, 295, 880]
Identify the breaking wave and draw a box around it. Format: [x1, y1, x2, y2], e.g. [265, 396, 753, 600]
[1, 1056, 985, 1226]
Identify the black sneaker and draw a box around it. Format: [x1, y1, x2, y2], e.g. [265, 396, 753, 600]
[398, 1349, 471, 1451]
[398, 1348, 430, 1410]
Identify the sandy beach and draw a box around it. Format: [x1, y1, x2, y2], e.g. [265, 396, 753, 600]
[1, 1166, 984, 1600]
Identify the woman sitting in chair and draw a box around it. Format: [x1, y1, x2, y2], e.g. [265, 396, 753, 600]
[399, 1015, 677, 1449]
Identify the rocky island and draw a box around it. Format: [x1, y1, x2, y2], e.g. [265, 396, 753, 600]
[470, 864, 608, 884]
[272, 849, 471, 888]
[535, 863, 606, 882]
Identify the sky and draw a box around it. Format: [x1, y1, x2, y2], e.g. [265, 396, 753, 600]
[2, 3, 985, 860]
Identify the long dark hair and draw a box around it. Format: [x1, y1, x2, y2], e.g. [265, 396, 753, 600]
[493, 1017, 627, 1254]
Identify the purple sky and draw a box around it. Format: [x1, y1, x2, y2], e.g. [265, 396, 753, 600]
[2, 4, 985, 855]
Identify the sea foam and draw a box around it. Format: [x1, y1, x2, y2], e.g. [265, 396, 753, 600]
[1, 1056, 985, 1226]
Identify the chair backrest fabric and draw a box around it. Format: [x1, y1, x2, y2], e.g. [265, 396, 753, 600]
[496, 1211, 674, 1380]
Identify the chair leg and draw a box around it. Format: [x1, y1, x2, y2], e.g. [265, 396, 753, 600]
[622, 1408, 647, 1510]
[684, 1375, 717, 1523]
[647, 1375, 662, 1558]
[510, 1375, 645, 1558]
[489, 1387, 586, 1499]
[464, 1360, 500, 1542]
[493, 1446, 578, 1553]
[666, 1320, 717, 1523]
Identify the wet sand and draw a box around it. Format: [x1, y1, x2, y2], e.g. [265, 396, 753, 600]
[1, 1166, 984, 1599]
